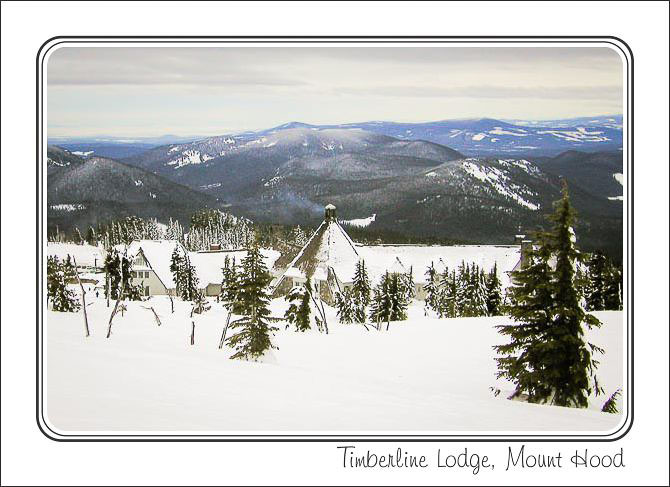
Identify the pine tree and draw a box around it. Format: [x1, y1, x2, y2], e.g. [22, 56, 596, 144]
[169, 245, 185, 297]
[585, 250, 608, 311]
[439, 268, 457, 318]
[286, 278, 313, 331]
[335, 288, 355, 324]
[63, 255, 77, 283]
[351, 259, 371, 323]
[390, 272, 410, 321]
[85, 226, 96, 246]
[179, 255, 199, 301]
[369, 271, 393, 327]
[494, 235, 555, 403]
[486, 262, 503, 316]
[424, 263, 441, 316]
[103, 249, 122, 300]
[220, 256, 243, 314]
[467, 265, 488, 317]
[226, 245, 278, 360]
[455, 261, 469, 317]
[47, 256, 80, 312]
[495, 182, 604, 408]
[603, 264, 623, 311]
[601, 388, 622, 413]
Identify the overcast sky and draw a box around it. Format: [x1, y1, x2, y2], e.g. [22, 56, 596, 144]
[47, 45, 624, 137]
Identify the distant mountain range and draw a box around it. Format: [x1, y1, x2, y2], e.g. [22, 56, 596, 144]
[253, 116, 622, 156]
[50, 115, 623, 158]
[47, 147, 220, 234]
[47, 115, 624, 258]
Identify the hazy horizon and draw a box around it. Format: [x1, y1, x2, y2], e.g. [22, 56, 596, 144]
[47, 45, 624, 138]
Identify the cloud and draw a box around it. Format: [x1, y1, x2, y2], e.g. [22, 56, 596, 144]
[46, 45, 624, 136]
[335, 84, 622, 100]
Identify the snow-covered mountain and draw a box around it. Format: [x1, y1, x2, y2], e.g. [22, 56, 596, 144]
[47, 147, 219, 235]
[270, 117, 622, 156]
[121, 126, 622, 255]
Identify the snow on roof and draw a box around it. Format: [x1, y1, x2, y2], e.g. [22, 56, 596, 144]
[118, 240, 185, 289]
[280, 219, 360, 283]
[46, 243, 105, 268]
[357, 245, 521, 289]
[188, 248, 280, 286]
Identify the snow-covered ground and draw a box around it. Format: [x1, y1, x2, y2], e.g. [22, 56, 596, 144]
[44, 293, 624, 435]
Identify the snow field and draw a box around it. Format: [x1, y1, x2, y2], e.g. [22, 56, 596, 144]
[44, 292, 624, 434]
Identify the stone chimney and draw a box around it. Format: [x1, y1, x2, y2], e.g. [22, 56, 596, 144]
[324, 204, 336, 222]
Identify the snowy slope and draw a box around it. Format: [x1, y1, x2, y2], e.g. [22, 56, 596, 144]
[44, 294, 624, 434]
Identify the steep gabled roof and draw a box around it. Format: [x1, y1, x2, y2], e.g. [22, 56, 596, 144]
[281, 218, 360, 283]
[119, 240, 186, 289]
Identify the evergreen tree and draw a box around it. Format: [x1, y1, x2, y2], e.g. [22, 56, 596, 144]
[585, 250, 608, 311]
[169, 245, 185, 297]
[601, 388, 622, 414]
[286, 278, 313, 331]
[603, 265, 623, 311]
[226, 245, 278, 360]
[439, 268, 457, 318]
[494, 235, 555, 403]
[467, 265, 488, 317]
[455, 261, 469, 316]
[495, 183, 604, 408]
[390, 272, 410, 321]
[85, 226, 96, 246]
[220, 256, 243, 314]
[63, 255, 77, 283]
[485, 262, 503, 316]
[351, 259, 371, 323]
[178, 255, 199, 301]
[103, 249, 122, 300]
[335, 287, 356, 324]
[423, 263, 441, 316]
[369, 271, 393, 326]
[47, 256, 80, 312]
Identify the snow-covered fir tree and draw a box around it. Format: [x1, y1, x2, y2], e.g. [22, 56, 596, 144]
[465, 265, 488, 317]
[351, 259, 371, 323]
[601, 388, 621, 413]
[285, 278, 313, 331]
[369, 271, 409, 326]
[423, 262, 441, 316]
[485, 262, 503, 316]
[47, 256, 80, 312]
[369, 271, 393, 326]
[495, 182, 604, 408]
[439, 268, 457, 318]
[169, 245, 185, 297]
[220, 256, 243, 314]
[185, 209, 254, 251]
[164, 218, 185, 243]
[178, 255, 199, 301]
[335, 287, 356, 324]
[455, 262, 471, 316]
[585, 250, 608, 311]
[226, 245, 278, 360]
[603, 265, 623, 311]
[103, 249, 122, 300]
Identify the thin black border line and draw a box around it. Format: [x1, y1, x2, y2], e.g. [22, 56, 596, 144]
[37, 36, 633, 442]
